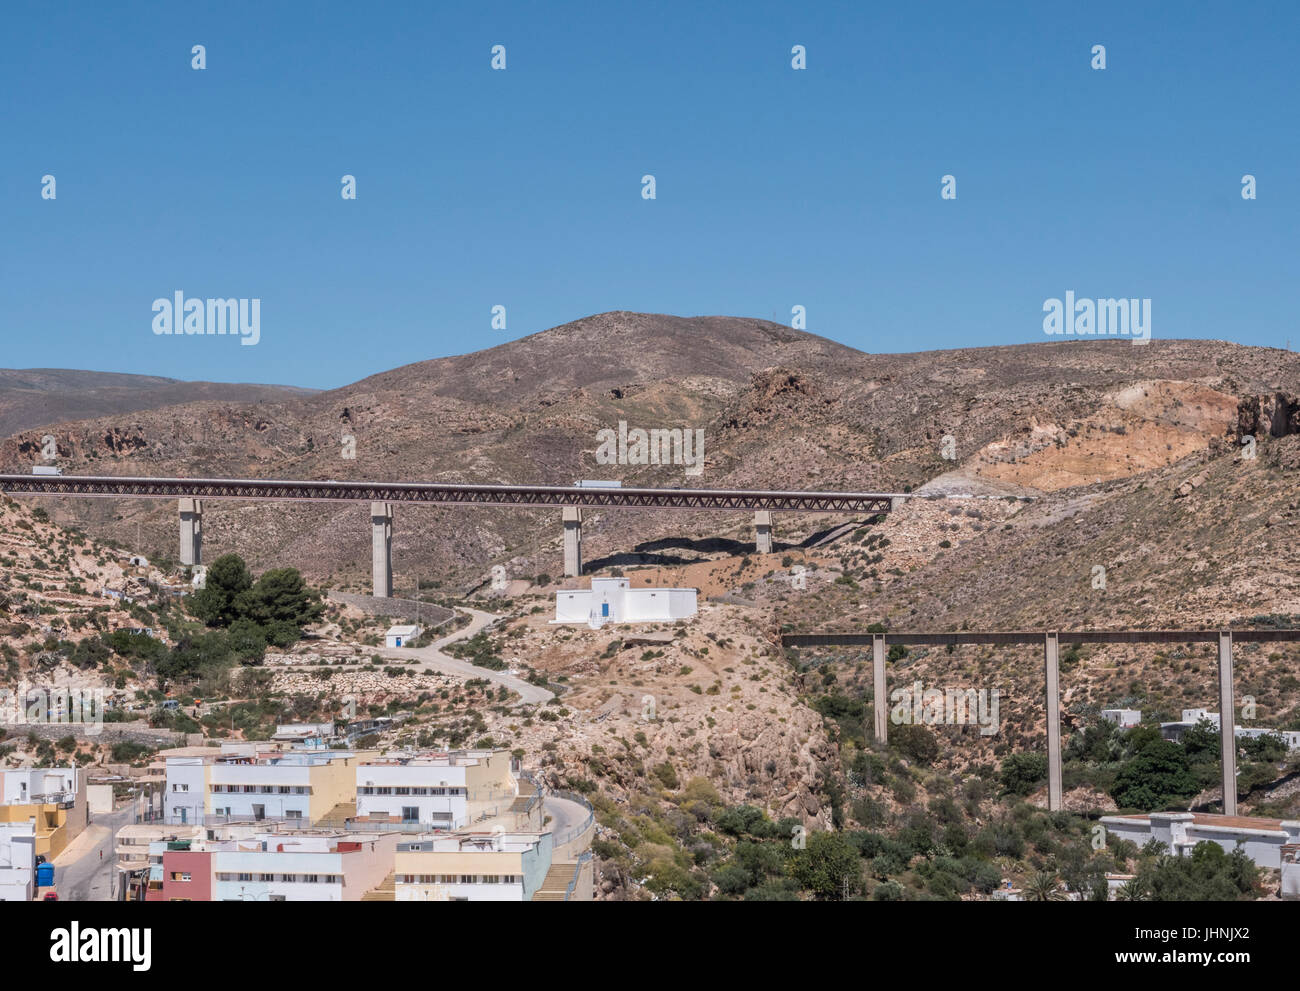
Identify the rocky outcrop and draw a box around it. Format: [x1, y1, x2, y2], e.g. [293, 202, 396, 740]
[1237, 392, 1300, 439]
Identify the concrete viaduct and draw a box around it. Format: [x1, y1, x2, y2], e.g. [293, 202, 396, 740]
[0, 474, 900, 597]
[782, 629, 1300, 818]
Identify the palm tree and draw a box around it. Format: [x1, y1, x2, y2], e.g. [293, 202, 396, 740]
[1115, 878, 1146, 901]
[1024, 870, 1067, 902]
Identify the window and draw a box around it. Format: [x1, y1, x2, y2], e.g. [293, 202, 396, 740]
[401, 806, 419, 822]
[170, 872, 191, 882]
[237, 873, 253, 882]
[460, 875, 475, 884]
[278, 786, 291, 794]
[259, 873, 275, 882]
[286, 810, 302, 820]
[395, 787, 410, 795]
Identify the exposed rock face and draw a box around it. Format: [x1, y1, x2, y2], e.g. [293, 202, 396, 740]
[1237, 392, 1300, 439]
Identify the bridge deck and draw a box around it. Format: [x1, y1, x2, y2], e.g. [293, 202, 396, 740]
[784, 630, 1300, 646]
[0, 474, 898, 513]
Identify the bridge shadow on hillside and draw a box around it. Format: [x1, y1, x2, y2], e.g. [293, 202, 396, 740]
[584, 524, 874, 572]
[584, 549, 712, 570]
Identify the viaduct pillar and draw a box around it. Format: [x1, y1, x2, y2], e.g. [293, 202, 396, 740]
[371, 502, 393, 598]
[872, 633, 888, 745]
[1044, 633, 1063, 812]
[754, 511, 774, 555]
[1218, 631, 1237, 816]
[178, 498, 203, 566]
[562, 507, 582, 578]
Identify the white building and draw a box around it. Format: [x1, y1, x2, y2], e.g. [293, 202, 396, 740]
[1100, 708, 1141, 728]
[1159, 709, 1300, 750]
[354, 750, 516, 830]
[1, 766, 80, 805]
[385, 625, 421, 648]
[0, 822, 37, 902]
[1101, 812, 1300, 869]
[552, 577, 696, 627]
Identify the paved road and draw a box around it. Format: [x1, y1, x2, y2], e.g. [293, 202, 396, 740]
[542, 794, 592, 847]
[375, 607, 555, 706]
[54, 803, 135, 901]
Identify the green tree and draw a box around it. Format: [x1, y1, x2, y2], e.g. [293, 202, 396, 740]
[788, 831, 861, 899]
[1181, 719, 1220, 764]
[238, 567, 323, 632]
[999, 752, 1048, 796]
[227, 618, 269, 663]
[188, 554, 253, 627]
[1024, 870, 1066, 902]
[1111, 740, 1199, 810]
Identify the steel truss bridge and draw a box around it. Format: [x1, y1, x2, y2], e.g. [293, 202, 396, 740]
[0, 474, 900, 514]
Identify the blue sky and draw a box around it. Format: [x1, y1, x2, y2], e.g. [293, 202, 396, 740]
[2, 0, 1296, 388]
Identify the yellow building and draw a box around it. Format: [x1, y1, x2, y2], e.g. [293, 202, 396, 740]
[0, 767, 88, 859]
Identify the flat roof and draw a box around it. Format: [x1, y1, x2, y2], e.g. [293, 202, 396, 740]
[1106, 812, 1287, 831]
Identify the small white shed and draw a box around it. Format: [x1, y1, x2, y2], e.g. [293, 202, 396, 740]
[385, 624, 422, 648]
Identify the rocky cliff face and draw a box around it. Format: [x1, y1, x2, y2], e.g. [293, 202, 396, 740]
[1238, 392, 1300, 439]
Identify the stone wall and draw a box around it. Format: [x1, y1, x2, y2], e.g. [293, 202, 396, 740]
[4, 722, 184, 747]
[327, 592, 455, 627]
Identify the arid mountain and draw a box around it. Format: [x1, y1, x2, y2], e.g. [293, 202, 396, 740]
[4, 314, 1300, 897]
[0, 368, 317, 439]
[2, 312, 1298, 612]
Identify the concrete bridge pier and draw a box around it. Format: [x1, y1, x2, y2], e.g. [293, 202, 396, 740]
[1218, 631, 1237, 816]
[179, 498, 203, 566]
[754, 511, 773, 554]
[562, 507, 582, 578]
[872, 634, 888, 744]
[371, 502, 393, 598]
[1044, 633, 1063, 812]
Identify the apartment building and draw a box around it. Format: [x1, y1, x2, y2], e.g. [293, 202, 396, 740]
[114, 823, 206, 890]
[353, 749, 516, 831]
[394, 831, 554, 901]
[0, 767, 87, 859]
[165, 750, 373, 826]
[144, 831, 397, 902]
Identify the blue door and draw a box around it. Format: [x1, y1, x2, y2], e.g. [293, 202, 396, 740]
[601, 603, 610, 617]
[395, 637, 403, 647]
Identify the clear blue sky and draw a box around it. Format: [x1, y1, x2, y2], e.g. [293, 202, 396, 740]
[2, 0, 1296, 389]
